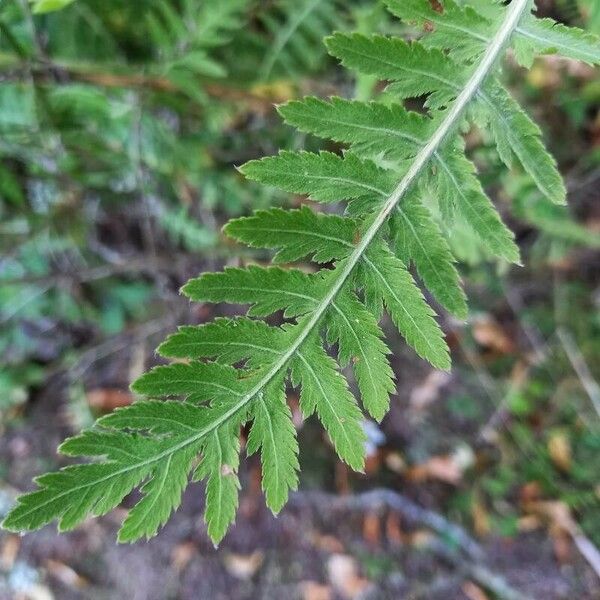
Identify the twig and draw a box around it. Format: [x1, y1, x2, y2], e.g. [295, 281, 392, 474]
[502, 283, 549, 366]
[0, 246, 263, 287]
[431, 540, 532, 600]
[67, 313, 180, 380]
[557, 327, 600, 419]
[573, 534, 600, 580]
[289, 489, 533, 600]
[0, 51, 284, 106]
[289, 488, 483, 560]
[1, 259, 181, 286]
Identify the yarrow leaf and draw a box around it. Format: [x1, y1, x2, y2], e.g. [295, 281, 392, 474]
[5, 0, 595, 546]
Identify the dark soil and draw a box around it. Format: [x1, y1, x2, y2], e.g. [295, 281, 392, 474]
[1, 351, 598, 600]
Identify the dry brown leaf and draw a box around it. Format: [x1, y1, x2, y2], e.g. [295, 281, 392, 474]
[171, 541, 197, 572]
[223, 551, 264, 580]
[45, 560, 88, 589]
[288, 393, 304, 429]
[128, 342, 147, 385]
[407, 530, 435, 547]
[409, 370, 452, 413]
[525, 500, 577, 536]
[0, 535, 20, 570]
[250, 81, 296, 103]
[519, 481, 542, 504]
[517, 515, 542, 532]
[362, 512, 381, 546]
[310, 532, 345, 554]
[526, 502, 600, 578]
[472, 498, 491, 537]
[385, 452, 406, 474]
[463, 581, 490, 600]
[408, 445, 474, 486]
[553, 532, 572, 564]
[548, 431, 572, 473]
[472, 316, 515, 354]
[527, 61, 561, 89]
[301, 581, 332, 600]
[385, 512, 404, 546]
[86, 388, 133, 412]
[423, 455, 464, 484]
[408, 455, 463, 485]
[364, 452, 382, 475]
[508, 359, 530, 387]
[327, 554, 372, 600]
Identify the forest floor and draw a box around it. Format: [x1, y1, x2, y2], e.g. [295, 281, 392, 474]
[1, 327, 598, 600]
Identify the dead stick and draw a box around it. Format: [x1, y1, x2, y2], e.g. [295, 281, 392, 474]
[289, 488, 483, 561]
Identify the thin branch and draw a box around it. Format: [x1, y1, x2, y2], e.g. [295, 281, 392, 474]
[573, 533, 600, 581]
[431, 540, 532, 600]
[289, 488, 483, 561]
[0, 52, 281, 106]
[557, 327, 600, 419]
[0, 247, 262, 287]
[289, 489, 532, 600]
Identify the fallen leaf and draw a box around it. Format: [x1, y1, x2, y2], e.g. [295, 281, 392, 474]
[223, 551, 264, 580]
[250, 81, 296, 103]
[548, 431, 572, 473]
[527, 59, 561, 89]
[128, 342, 147, 385]
[525, 501, 577, 536]
[472, 498, 490, 537]
[423, 456, 464, 485]
[407, 530, 435, 547]
[362, 512, 381, 546]
[385, 512, 404, 546]
[472, 315, 515, 355]
[463, 581, 490, 600]
[327, 554, 372, 600]
[171, 541, 197, 572]
[288, 394, 304, 429]
[552, 531, 572, 564]
[86, 388, 133, 412]
[517, 515, 542, 532]
[44, 560, 88, 589]
[310, 532, 345, 554]
[301, 581, 332, 600]
[385, 452, 406, 474]
[407, 456, 460, 485]
[409, 370, 451, 413]
[364, 453, 382, 475]
[519, 481, 542, 504]
[0, 535, 20, 570]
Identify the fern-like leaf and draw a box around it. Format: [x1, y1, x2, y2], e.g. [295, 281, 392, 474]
[246, 380, 299, 513]
[258, 0, 347, 80]
[5, 0, 596, 546]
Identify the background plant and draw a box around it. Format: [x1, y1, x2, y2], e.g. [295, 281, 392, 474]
[0, 0, 370, 418]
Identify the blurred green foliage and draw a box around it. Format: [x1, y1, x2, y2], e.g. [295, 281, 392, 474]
[0, 0, 376, 417]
